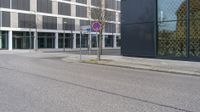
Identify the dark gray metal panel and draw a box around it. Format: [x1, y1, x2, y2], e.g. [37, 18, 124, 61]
[121, 0, 156, 57]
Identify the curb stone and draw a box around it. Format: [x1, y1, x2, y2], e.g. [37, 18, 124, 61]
[81, 60, 200, 77]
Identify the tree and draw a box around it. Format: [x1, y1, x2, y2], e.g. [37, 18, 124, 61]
[90, 0, 115, 61]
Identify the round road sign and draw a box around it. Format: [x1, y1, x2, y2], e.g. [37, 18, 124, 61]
[92, 21, 102, 32]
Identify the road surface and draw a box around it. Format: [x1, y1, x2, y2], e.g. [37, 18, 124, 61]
[0, 52, 199, 112]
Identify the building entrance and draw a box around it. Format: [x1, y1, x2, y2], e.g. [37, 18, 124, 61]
[13, 32, 34, 49]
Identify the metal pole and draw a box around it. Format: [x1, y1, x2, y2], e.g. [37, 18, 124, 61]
[80, 31, 82, 61]
[96, 32, 99, 60]
[29, 29, 32, 49]
[63, 29, 66, 52]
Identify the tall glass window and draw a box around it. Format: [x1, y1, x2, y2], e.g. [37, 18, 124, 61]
[1, 11, 10, 27]
[38, 33, 55, 48]
[0, 31, 8, 49]
[157, 0, 187, 57]
[105, 35, 114, 47]
[12, 32, 34, 49]
[76, 34, 88, 48]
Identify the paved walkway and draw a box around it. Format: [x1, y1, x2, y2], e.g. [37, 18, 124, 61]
[1, 50, 200, 76]
[63, 54, 200, 76]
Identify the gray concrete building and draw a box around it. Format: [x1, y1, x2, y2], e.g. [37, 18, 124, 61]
[0, 0, 121, 50]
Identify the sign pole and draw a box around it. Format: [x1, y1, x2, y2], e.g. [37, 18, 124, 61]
[92, 21, 102, 61]
[80, 31, 82, 61]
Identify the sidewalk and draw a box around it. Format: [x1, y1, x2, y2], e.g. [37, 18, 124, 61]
[1, 50, 199, 76]
[63, 54, 200, 76]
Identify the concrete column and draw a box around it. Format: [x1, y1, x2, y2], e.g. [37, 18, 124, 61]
[52, 1, 58, 14]
[55, 32, 59, 49]
[8, 30, 13, 51]
[11, 12, 18, 28]
[57, 17, 63, 30]
[73, 33, 76, 49]
[102, 35, 105, 48]
[88, 34, 92, 49]
[34, 32, 38, 50]
[30, 0, 37, 12]
[113, 35, 117, 48]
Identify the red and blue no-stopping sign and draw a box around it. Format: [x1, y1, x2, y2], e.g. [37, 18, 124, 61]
[92, 21, 102, 32]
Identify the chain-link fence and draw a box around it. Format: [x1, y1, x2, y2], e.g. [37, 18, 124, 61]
[157, 0, 200, 58]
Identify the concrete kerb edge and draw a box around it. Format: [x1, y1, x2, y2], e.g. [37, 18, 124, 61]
[81, 60, 200, 77]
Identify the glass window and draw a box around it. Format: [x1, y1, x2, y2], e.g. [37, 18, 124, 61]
[76, 5, 87, 17]
[76, 34, 88, 48]
[63, 18, 75, 30]
[105, 11, 116, 21]
[18, 13, 36, 28]
[38, 33, 55, 48]
[0, 31, 8, 49]
[105, 23, 116, 33]
[58, 2, 71, 16]
[2, 11, 10, 27]
[37, 0, 52, 13]
[105, 35, 114, 47]
[12, 0, 30, 11]
[117, 1, 121, 10]
[43, 16, 57, 29]
[105, 0, 116, 10]
[12, 32, 34, 49]
[0, 0, 10, 8]
[91, 0, 101, 7]
[76, 0, 87, 4]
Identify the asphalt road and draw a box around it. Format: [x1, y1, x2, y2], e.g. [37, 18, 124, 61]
[0, 53, 200, 112]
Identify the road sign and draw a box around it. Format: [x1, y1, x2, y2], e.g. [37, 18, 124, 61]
[80, 25, 91, 33]
[92, 21, 102, 32]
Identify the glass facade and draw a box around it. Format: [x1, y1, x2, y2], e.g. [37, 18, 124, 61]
[12, 0, 30, 11]
[0, 0, 10, 8]
[38, 33, 55, 48]
[18, 13, 36, 28]
[58, 2, 71, 16]
[12, 32, 34, 49]
[91, 34, 98, 48]
[58, 33, 73, 48]
[76, 5, 87, 18]
[43, 16, 57, 30]
[0, 31, 8, 49]
[76, 34, 89, 48]
[37, 0, 52, 13]
[0, 0, 120, 50]
[105, 35, 114, 47]
[1, 11, 10, 27]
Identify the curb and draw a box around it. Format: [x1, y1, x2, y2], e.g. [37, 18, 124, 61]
[81, 60, 200, 77]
